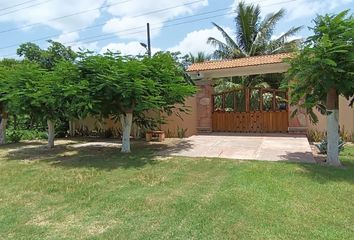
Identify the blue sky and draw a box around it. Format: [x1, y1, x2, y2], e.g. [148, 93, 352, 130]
[0, 0, 352, 58]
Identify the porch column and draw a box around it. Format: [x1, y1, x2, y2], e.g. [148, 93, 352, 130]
[195, 79, 214, 133]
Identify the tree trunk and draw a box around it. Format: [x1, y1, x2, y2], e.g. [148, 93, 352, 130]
[326, 87, 340, 166]
[69, 119, 75, 137]
[47, 119, 55, 148]
[120, 113, 133, 153]
[0, 115, 8, 145]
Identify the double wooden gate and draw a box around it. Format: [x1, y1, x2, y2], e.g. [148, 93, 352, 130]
[212, 88, 289, 133]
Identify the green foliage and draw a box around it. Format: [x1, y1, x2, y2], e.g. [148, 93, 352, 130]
[0, 59, 89, 126]
[315, 138, 345, 154]
[7, 130, 22, 143]
[7, 129, 47, 143]
[17, 40, 77, 70]
[214, 73, 284, 98]
[2, 43, 195, 151]
[79, 51, 196, 120]
[285, 10, 354, 123]
[207, 1, 302, 59]
[308, 129, 354, 143]
[0, 41, 88, 146]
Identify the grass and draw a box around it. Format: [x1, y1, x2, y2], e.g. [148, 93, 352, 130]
[0, 140, 353, 240]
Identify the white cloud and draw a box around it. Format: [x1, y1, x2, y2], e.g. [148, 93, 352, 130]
[168, 26, 234, 56]
[232, 0, 353, 20]
[53, 32, 99, 52]
[0, 0, 106, 32]
[100, 41, 161, 55]
[102, 0, 208, 40]
[54, 32, 80, 43]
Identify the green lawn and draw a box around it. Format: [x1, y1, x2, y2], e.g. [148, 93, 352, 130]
[0, 140, 353, 240]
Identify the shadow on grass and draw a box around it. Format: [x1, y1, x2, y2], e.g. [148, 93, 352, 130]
[2, 138, 193, 171]
[278, 150, 354, 184]
[278, 151, 315, 163]
[4, 138, 353, 184]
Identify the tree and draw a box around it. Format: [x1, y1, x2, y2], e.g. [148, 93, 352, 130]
[17, 40, 77, 70]
[13, 41, 80, 147]
[1, 60, 87, 148]
[285, 10, 354, 166]
[186, 52, 211, 64]
[79, 51, 195, 153]
[207, 1, 302, 59]
[0, 59, 19, 144]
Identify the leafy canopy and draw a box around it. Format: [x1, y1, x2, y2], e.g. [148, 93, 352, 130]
[78, 51, 196, 120]
[285, 10, 354, 123]
[2, 41, 90, 123]
[0, 60, 87, 122]
[17, 40, 77, 70]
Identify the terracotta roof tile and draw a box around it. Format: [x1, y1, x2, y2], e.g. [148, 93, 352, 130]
[186, 53, 292, 72]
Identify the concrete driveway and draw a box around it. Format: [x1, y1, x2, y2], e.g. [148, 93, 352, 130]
[164, 133, 315, 163]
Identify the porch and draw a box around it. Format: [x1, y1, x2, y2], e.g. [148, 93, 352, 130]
[186, 53, 307, 134]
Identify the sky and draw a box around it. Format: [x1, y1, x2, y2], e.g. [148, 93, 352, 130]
[0, 0, 352, 59]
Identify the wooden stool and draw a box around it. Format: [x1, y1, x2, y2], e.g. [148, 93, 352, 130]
[146, 131, 165, 142]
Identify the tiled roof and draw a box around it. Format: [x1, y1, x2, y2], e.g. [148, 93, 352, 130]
[186, 53, 292, 72]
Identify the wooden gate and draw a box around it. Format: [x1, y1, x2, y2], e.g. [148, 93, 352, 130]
[212, 88, 289, 133]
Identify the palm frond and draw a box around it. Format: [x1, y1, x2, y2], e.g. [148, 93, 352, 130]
[259, 9, 285, 41]
[249, 9, 286, 55]
[274, 26, 303, 44]
[207, 37, 243, 59]
[235, 1, 261, 54]
[188, 52, 211, 63]
[211, 22, 239, 50]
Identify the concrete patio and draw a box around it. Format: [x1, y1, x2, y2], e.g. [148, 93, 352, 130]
[163, 133, 315, 163]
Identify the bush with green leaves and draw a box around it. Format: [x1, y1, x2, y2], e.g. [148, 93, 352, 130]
[315, 138, 345, 154]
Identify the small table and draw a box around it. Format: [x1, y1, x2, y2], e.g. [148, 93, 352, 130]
[146, 131, 165, 142]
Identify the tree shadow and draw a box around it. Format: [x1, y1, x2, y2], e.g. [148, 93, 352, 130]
[278, 151, 354, 185]
[2, 139, 164, 171]
[155, 139, 194, 156]
[2, 138, 194, 171]
[278, 151, 315, 163]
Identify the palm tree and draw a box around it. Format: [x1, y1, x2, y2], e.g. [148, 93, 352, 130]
[187, 52, 211, 63]
[207, 1, 302, 59]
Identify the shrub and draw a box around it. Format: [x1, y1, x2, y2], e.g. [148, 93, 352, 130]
[307, 130, 326, 142]
[177, 126, 188, 138]
[7, 130, 23, 143]
[7, 129, 47, 143]
[315, 138, 345, 154]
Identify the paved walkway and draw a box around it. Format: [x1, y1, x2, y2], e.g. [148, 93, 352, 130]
[164, 133, 315, 163]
